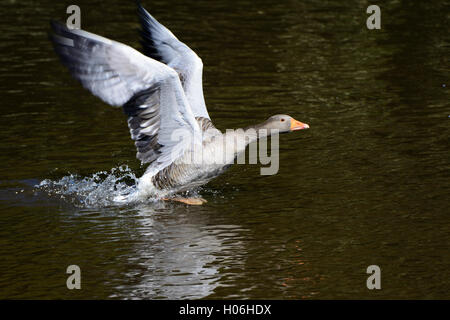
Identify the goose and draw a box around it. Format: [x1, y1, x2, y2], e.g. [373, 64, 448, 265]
[50, 3, 309, 205]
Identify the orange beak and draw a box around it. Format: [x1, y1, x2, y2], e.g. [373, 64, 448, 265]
[290, 118, 310, 131]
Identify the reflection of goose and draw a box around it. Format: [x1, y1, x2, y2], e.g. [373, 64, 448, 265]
[113, 205, 247, 299]
[50, 3, 309, 204]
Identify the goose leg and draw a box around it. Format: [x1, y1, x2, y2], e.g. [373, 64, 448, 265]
[162, 197, 208, 205]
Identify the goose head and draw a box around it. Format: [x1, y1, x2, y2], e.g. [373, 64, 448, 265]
[259, 114, 309, 134]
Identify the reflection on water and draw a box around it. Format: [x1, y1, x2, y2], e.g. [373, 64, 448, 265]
[113, 205, 247, 299]
[0, 0, 449, 299]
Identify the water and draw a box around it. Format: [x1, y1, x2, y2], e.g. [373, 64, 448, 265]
[0, 0, 449, 299]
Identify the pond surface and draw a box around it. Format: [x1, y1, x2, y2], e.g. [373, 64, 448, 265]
[0, 0, 449, 299]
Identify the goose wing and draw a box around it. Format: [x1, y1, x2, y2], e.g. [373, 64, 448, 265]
[137, 3, 210, 119]
[50, 21, 201, 170]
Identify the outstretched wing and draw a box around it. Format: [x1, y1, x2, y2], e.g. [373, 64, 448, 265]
[137, 2, 210, 119]
[50, 21, 201, 169]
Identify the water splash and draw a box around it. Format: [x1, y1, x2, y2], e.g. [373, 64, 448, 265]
[35, 165, 227, 208]
[36, 165, 141, 208]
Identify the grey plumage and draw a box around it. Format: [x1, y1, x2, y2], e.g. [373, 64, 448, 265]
[137, 2, 210, 120]
[123, 86, 162, 164]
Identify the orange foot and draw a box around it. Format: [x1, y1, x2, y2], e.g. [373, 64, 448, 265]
[162, 197, 207, 205]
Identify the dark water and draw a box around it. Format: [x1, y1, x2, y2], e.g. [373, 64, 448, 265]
[0, 0, 449, 299]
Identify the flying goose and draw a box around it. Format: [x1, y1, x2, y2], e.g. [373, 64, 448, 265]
[50, 3, 309, 205]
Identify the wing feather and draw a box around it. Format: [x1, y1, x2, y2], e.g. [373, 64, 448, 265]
[50, 21, 201, 169]
[137, 2, 210, 119]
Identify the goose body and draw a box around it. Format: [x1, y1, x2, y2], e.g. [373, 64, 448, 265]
[50, 3, 309, 201]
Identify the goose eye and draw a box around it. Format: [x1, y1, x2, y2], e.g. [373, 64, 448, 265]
[281, 119, 285, 122]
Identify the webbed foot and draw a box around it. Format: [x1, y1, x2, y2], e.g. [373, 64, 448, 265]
[162, 197, 207, 205]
